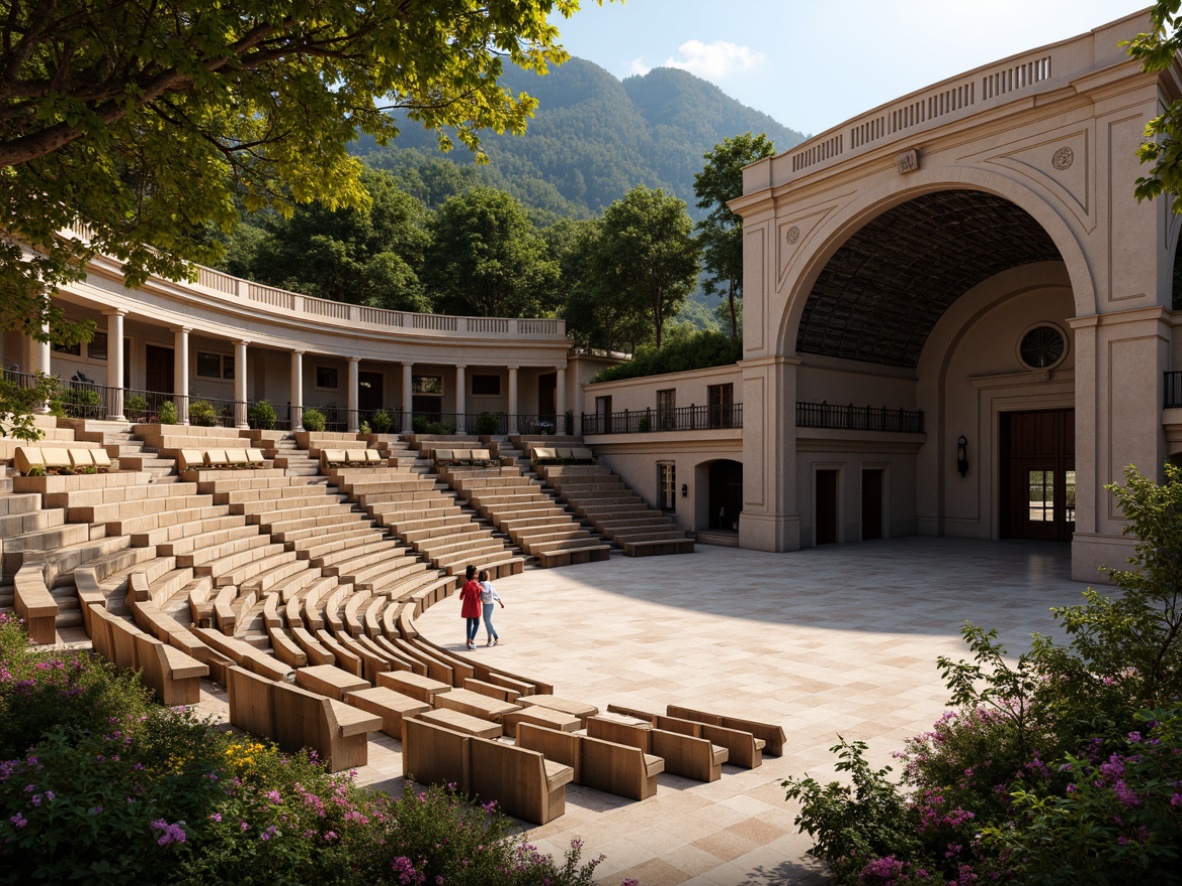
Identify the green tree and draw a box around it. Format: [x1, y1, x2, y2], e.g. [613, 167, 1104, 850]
[1127, 2, 1182, 212]
[235, 169, 433, 312]
[592, 186, 701, 349]
[552, 217, 644, 352]
[0, 0, 604, 435]
[694, 132, 776, 341]
[424, 187, 560, 317]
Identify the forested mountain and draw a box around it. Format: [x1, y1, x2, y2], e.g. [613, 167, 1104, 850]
[356, 57, 806, 222]
[221, 58, 806, 347]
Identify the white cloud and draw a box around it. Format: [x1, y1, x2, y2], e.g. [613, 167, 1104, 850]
[661, 40, 766, 80]
[627, 57, 651, 77]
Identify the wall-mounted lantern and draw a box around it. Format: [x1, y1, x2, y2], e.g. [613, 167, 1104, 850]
[956, 435, 969, 478]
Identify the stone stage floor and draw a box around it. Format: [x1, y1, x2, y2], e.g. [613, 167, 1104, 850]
[194, 537, 1089, 885]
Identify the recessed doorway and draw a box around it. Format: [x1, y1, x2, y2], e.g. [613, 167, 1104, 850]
[1000, 409, 1075, 541]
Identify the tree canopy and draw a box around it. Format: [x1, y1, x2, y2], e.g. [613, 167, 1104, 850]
[229, 169, 433, 313]
[424, 187, 560, 317]
[1127, 1, 1182, 212]
[0, 0, 601, 347]
[694, 132, 776, 342]
[564, 186, 700, 350]
[0, 0, 606, 437]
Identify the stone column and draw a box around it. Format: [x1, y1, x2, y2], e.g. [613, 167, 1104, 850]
[402, 361, 414, 434]
[740, 354, 801, 552]
[172, 326, 190, 425]
[347, 356, 360, 433]
[507, 366, 519, 435]
[455, 364, 467, 435]
[104, 309, 126, 421]
[555, 366, 567, 435]
[34, 322, 51, 414]
[290, 350, 304, 431]
[234, 340, 249, 429]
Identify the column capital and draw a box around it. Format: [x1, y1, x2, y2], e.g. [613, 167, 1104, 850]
[103, 307, 128, 318]
[292, 348, 306, 357]
[455, 363, 467, 370]
[170, 325, 192, 335]
[507, 365, 519, 371]
[347, 355, 360, 364]
[236, 339, 251, 347]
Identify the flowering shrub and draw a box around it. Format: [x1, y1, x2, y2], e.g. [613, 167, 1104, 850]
[0, 612, 613, 885]
[784, 465, 1182, 884]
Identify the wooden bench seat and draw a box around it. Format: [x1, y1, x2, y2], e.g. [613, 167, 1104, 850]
[296, 663, 370, 701]
[14, 564, 57, 644]
[193, 626, 293, 682]
[89, 607, 208, 705]
[501, 704, 581, 735]
[344, 686, 429, 741]
[518, 694, 599, 728]
[470, 732, 573, 824]
[665, 704, 785, 756]
[432, 686, 520, 722]
[516, 722, 664, 801]
[377, 670, 452, 705]
[419, 707, 502, 739]
[586, 715, 728, 782]
[227, 666, 381, 771]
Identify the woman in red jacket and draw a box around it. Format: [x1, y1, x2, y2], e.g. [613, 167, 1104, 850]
[459, 564, 483, 650]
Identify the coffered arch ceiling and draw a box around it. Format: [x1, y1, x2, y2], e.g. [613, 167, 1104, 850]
[796, 190, 1063, 368]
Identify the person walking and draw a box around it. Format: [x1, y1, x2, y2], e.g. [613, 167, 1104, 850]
[459, 564, 483, 650]
[478, 568, 504, 646]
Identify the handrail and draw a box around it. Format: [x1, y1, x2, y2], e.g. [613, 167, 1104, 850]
[796, 402, 924, 434]
[581, 403, 743, 435]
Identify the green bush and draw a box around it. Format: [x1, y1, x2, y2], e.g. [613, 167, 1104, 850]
[159, 400, 178, 425]
[784, 463, 1182, 885]
[53, 387, 101, 418]
[302, 407, 326, 432]
[125, 394, 148, 420]
[369, 409, 393, 434]
[188, 399, 217, 427]
[412, 416, 455, 435]
[591, 329, 741, 383]
[476, 411, 500, 435]
[248, 399, 276, 430]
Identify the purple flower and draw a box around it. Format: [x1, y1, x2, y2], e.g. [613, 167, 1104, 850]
[151, 819, 186, 846]
[9, 813, 27, 829]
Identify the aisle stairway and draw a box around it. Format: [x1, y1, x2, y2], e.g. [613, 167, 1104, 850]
[438, 463, 610, 567]
[534, 462, 695, 557]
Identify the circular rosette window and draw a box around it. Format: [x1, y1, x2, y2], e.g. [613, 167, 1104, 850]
[1018, 324, 1067, 370]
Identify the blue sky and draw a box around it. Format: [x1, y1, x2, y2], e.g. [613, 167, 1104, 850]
[551, 1, 1150, 136]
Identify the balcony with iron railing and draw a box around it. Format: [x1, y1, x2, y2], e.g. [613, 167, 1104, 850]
[1, 371, 567, 436]
[796, 402, 925, 434]
[581, 403, 743, 436]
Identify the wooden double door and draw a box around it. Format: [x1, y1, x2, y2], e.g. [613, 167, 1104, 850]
[1001, 409, 1075, 542]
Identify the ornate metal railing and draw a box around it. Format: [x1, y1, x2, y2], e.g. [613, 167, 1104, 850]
[581, 403, 742, 435]
[796, 402, 924, 433]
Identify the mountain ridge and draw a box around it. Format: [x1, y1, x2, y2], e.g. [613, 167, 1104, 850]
[356, 56, 807, 221]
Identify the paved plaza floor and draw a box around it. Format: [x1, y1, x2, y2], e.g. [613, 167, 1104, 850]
[190, 536, 1089, 885]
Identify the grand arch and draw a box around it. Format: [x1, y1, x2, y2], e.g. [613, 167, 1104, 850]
[730, 9, 1178, 580]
